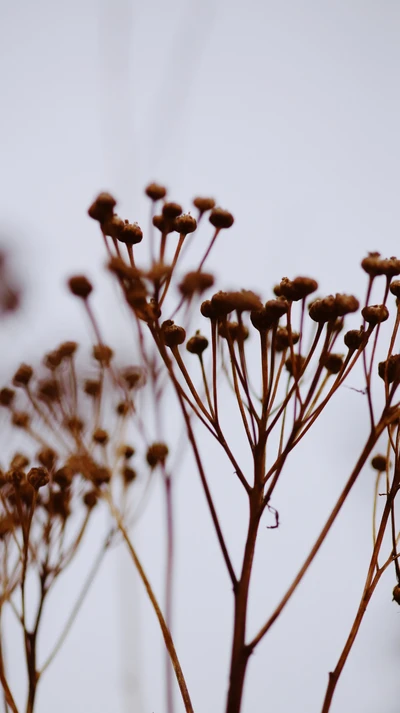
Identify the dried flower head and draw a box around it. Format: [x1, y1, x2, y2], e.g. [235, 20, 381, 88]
[146, 443, 169, 468]
[209, 208, 234, 229]
[145, 182, 167, 201]
[88, 192, 116, 223]
[68, 275, 93, 299]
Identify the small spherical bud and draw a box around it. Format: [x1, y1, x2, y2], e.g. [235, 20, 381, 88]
[393, 585, 400, 605]
[320, 353, 344, 374]
[116, 401, 130, 416]
[0, 387, 15, 407]
[161, 320, 186, 348]
[361, 304, 389, 325]
[44, 350, 62, 370]
[173, 214, 197, 235]
[187, 333, 209, 355]
[378, 355, 400, 383]
[92, 428, 109, 445]
[122, 466, 137, 485]
[65, 417, 84, 434]
[13, 364, 33, 387]
[152, 214, 169, 233]
[68, 275, 93, 299]
[121, 445, 135, 459]
[6, 468, 25, 486]
[344, 328, 366, 350]
[145, 183, 167, 201]
[37, 448, 57, 470]
[38, 379, 60, 402]
[122, 367, 145, 390]
[179, 272, 214, 297]
[146, 442, 169, 468]
[274, 328, 300, 352]
[12, 411, 29, 429]
[361, 252, 384, 276]
[93, 344, 114, 366]
[92, 466, 111, 486]
[102, 215, 125, 240]
[10, 453, 29, 470]
[371, 454, 388, 471]
[119, 222, 143, 246]
[193, 197, 216, 214]
[162, 202, 182, 219]
[285, 354, 306, 377]
[88, 192, 116, 223]
[251, 299, 288, 330]
[200, 299, 219, 319]
[390, 280, 400, 298]
[58, 341, 78, 359]
[84, 379, 101, 397]
[209, 207, 234, 229]
[27, 467, 49, 490]
[218, 321, 249, 342]
[278, 277, 318, 302]
[83, 491, 98, 509]
[309, 296, 337, 323]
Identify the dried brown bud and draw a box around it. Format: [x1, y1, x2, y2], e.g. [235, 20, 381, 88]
[209, 208, 234, 229]
[6, 468, 25, 486]
[146, 442, 169, 468]
[102, 215, 125, 240]
[218, 321, 249, 342]
[145, 183, 167, 201]
[58, 341, 78, 359]
[84, 379, 101, 397]
[121, 445, 135, 459]
[88, 192, 116, 223]
[116, 401, 130, 416]
[362, 253, 400, 278]
[378, 355, 400, 384]
[92, 428, 109, 445]
[83, 491, 98, 509]
[12, 412, 29, 429]
[200, 299, 219, 319]
[371, 454, 388, 471]
[27, 467, 49, 489]
[193, 197, 216, 214]
[13, 364, 33, 387]
[10, 453, 29, 470]
[44, 350, 62, 370]
[309, 294, 359, 322]
[37, 448, 57, 470]
[122, 366, 145, 390]
[108, 257, 140, 280]
[38, 379, 60, 402]
[0, 388, 15, 407]
[285, 354, 306, 377]
[122, 466, 137, 485]
[162, 202, 182, 219]
[118, 222, 143, 246]
[278, 277, 318, 302]
[320, 353, 344, 374]
[250, 300, 288, 331]
[92, 466, 111, 486]
[179, 272, 214, 297]
[66, 417, 84, 434]
[187, 333, 209, 355]
[361, 304, 389, 325]
[152, 214, 169, 233]
[48, 491, 70, 519]
[274, 328, 300, 352]
[161, 320, 186, 348]
[93, 344, 114, 366]
[393, 584, 400, 605]
[344, 328, 366, 350]
[173, 214, 197, 235]
[68, 275, 93, 299]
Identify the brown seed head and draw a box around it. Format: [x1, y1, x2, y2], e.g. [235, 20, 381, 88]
[6, 468, 25, 486]
[200, 299, 219, 319]
[121, 445, 135, 459]
[58, 341, 78, 359]
[84, 379, 101, 397]
[279, 277, 318, 302]
[0, 388, 15, 407]
[119, 222, 143, 246]
[27, 467, 49, 490]
[361, 304, 389, 325]
[88, 192, 116, 223]
[38, 379, 60, 402]
[162, 202, 182, 219]
[116, 401, 130, 416]
[371, 454, 388, 471]
[145, 183, 167, 201]
[362, 252, 400, 278]
[146, 442, 169, 468]
[179, 271, 214, 297]
[44, 350, 62, 370]
[173, 214, 197, 235]
[10, 453, 30, 470]
[344, 327, 366, 350]
[193, 197, 216, 214]
[218, 321, 249, 342]
[393, 585, 400, 605]
[122, 466, 137, 485]
[66, 417, 84, 434]
[92, 466, 111, 486]
[83, 491, 98, 509]
[92, 428, 109, 445]
[320, 353, 344, 374]
[93, 344, 114, 366]
[68, 275, 93, 299]
[13, 364, 33, 387]
[37, 448, 57, 470]
[187, 333, 209, 355]
[152, 214, 170, 233]
[122, 366, 145, 390]
[285, 354, 306, 377]
[390, 280, 400, 298]
[378, 355, 400, 384]
[209, 208, 234, 229]
[102, 215, 125, 240]
[161, 320, 186, 348]
[12, 412, 29, 429]
[274, 328, 300, 352]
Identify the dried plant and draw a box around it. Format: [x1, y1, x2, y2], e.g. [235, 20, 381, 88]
[2, 185, 400, 713]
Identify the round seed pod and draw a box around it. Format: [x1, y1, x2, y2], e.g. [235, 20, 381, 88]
[393, 585, 400, 605]
[38, 379, 60, 402]
[6, 468, 25, 486]
[152, 214, 169, 233]
[274, 328, 300, 352]
[200, 299, 219, 319]
[309, 296, 337, 323]
[193, 197, 216, 214]
[278, 277, 318, 302]
[12, 412, 29, 429]
[390, 280, 400, 298]
[118, 222, 143, 246]
[209, 208, 234, 229]
[93, 344, 114, 366]
[173, 214, 197, 235]
[92, 466, 111, 486]
[37, 448, 57, 470]
[10, 454, 29, 470]
[116, 401, 130, 416]
[146, 442, 169, 468]
[378, 355, 400, 383]
[27, 467, 49, 490]
[218, 321, 249, 342]
[83, 491, 98, 509]
[250, 308, 273, 332]
[179, 271, 214, 297]
[145, 183, 167, 201]
[68, 275, 93, 299]
[361, 304, 389, 325]
[161, 320, 186, 348]
[380, 257, 400, 277]
[65, 417, 84, 434]
[92, 428, 109, 445]
[371, 454, 387, 471]
[88, 192, 116, 223]
[122, 466, 137, 485]
[162, 202, 182, 219]
[285, 354, 306, 376]
[84, 379, 101, 397]
[58, 341, 78, 359]
[122, 367, 145, 390]
[334, 294, 360, 317]
[0, 388, 15, 407]
[102, 215, 125, 240]
[44, 350, 62, 370]
[121, 445, 135, 459]
[320, 353, 344, 374]
[210, 291, 238, 317]
[13, 364, 33, 387]
[186, 334, 209, 355]
[361, 252, 385, 276]
[344, 328, 365, 350]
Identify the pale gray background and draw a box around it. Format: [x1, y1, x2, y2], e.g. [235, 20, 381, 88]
[1, 1, 400, 712]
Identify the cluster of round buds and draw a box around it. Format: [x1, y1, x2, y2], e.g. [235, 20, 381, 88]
[207, 290, 262, 319]
[161, 320, 186, 348]
[103, 216, 143, 246]
[218, 321, 249, 342]
[250, 299, 288, 331]
[309, 294, 359, 323]
[146, 442, 169, 468]
[275, 276, 318, 302]
[361, 253, 400, 278]
[153, 203, 183, 234]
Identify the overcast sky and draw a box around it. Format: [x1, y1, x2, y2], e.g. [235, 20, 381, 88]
[1, 2, 400, 712]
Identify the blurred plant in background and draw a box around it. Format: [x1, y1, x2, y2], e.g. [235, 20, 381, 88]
[2, 184, 400, 713]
